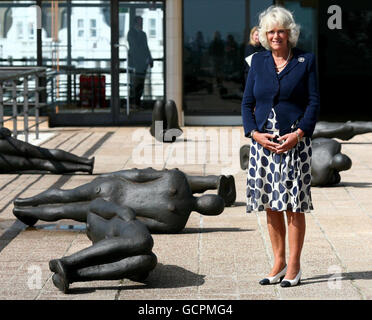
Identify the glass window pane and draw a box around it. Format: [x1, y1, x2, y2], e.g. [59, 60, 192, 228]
[0, 1, 38, 66]
[183, 0, 272, 115]
[77, 19, 84, 28]
[69, 2, 111, 113]
[119, 3, 164, 113]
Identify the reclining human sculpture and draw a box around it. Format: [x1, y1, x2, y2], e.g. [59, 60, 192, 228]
[240, 137, 351, 187]
[0, 127, 94, 174]
[312, 121, 372, 140]
[49, 198, 157, 293]
[13, 167, 235, 233]
[311, 138, 352, 186]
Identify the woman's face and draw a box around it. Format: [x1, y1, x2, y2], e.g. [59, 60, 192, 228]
[266, 26, 289, 51]
[253, 31, 260, 44]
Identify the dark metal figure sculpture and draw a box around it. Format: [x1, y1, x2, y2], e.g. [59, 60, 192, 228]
[150, 100, 183, 143]
[239, 144, 251, 172]
[311, 138, 352, 186]
[49, 198, 157, 293]
[239, 138, 352, 187]
[13, 168, 235, 233]
[313, 121, 372, 140]
[0, 127, 94, 174]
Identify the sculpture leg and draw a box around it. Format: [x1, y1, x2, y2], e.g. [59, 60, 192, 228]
[38, 149, 94, 166]
[69, 253, 156, 282]
[50, 236, 155, 289]
[0, 154, 92, 174]
[186, 174, 236, 206]
[27, 158, 93, 174]
[13, 202, 90, 224]
[59, 237, 152, 269]
[186, 175, 220, 193]
[50, 253, 157, 292]
[0, 138, 94, 165]
[14, 182, 98, 207]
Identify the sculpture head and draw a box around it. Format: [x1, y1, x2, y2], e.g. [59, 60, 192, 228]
[0, 127, 12, 139]
[194, 194, 224, 216]
[331, 153, 352, 172]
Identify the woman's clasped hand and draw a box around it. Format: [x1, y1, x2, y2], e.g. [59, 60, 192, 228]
[252, 131, 300, 154]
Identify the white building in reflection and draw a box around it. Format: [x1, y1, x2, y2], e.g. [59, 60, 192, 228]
[0, 5, 164, 98]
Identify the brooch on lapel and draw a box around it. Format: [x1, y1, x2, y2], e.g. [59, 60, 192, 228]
[298, 57, 305, 62]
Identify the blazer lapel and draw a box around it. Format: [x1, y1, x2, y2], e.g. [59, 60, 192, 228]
[277, 48, 301, 79]
[265, 51, 279, 79]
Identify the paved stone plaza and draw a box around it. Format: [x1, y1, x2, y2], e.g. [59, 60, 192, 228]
[0, 125, 371, 300]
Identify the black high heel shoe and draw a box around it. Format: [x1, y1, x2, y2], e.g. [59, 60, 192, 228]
[280, 270, 302, 287]
[259, 265, 287, 285]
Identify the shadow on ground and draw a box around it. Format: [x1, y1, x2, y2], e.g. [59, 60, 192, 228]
[67, 263, 205, 294]
[336, 182, 372, 188]
[302, 270, 372, 285]
[181, 227, 253, 234]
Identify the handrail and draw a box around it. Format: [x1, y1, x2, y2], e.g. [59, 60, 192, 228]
[0, 66, 50, 142]
[0, 67, 47, 81]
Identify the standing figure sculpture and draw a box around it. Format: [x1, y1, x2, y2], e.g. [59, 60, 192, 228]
[49, 198, 157, 293]
[13, 168, 235, 233]
[149, 99, 183, 143]
[0, 128, 94, 174]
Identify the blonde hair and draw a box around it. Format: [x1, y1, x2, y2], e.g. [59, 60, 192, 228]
[258, 5, 300, 50]
[249, 26, 259, 46]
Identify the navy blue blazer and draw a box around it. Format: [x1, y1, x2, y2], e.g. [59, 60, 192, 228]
[241, 47, 320, 138]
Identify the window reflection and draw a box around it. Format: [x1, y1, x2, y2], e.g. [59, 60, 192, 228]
[183, 0, 251, 115]
[0, 1, 38, 66]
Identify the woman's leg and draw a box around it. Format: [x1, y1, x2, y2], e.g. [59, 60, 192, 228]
[266, 208, 287, 276]
[285, 211, 306, 279]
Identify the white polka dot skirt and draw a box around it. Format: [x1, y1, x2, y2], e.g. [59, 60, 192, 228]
[246, 109, 314, 213]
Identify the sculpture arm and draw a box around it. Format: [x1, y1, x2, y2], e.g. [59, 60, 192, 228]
[101, 168, 163, 183]
[89, 198, 135, 222]
[137, 216, 183, 234]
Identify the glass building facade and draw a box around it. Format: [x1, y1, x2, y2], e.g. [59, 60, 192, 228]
[0, 0, 371, 125]
[183, 0, 317, 120]
[0, 0, 165, 125]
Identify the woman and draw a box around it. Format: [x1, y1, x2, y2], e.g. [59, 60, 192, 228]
[241, 6, 320, 287]
[244, 26, 265, 81]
